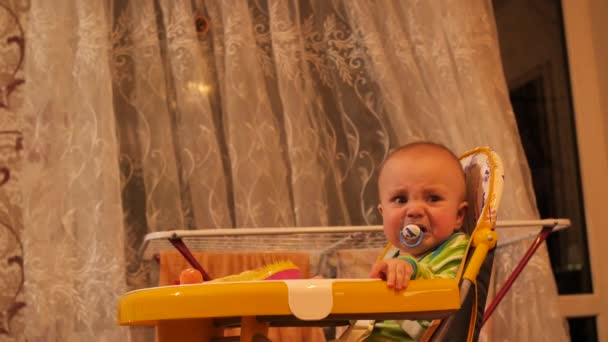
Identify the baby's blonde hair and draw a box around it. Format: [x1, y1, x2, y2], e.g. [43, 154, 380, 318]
[377, 141, 466, 200]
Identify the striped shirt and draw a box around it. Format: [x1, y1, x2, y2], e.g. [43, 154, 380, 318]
[398, 232, 470, 280]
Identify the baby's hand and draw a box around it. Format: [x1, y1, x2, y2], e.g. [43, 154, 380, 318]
[369, 258, 414, 291]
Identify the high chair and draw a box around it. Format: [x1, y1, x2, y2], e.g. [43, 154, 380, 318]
[117, 147, 568, 341]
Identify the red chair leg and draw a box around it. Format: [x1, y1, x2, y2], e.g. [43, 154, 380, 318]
[482, 226, 554, 326]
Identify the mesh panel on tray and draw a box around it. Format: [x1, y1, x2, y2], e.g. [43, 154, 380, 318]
[143, 229, 388, 260]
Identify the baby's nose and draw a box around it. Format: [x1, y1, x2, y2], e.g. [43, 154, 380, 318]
[406, 201, 424, 217]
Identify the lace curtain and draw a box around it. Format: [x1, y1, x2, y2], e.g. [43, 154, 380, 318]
[0, 0, 26, 340]
[12, 0, 569, 341]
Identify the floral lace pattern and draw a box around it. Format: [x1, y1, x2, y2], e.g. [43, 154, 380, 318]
[0, 1, 26, 340]
[8, 0, 570, 341]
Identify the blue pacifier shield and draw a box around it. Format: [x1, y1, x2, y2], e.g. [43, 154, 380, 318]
[399, 224, 423, 248]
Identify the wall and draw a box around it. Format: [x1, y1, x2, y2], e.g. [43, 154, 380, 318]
[588, 0, 608, 156]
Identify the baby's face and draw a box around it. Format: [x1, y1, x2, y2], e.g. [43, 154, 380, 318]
[377, 148, 467, 257]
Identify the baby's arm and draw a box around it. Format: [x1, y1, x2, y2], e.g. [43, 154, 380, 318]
[369, 258, 415, 290]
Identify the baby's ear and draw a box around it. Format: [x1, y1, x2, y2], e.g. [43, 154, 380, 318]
[377, 204, 383, 215]
[455, 201, 468, 230]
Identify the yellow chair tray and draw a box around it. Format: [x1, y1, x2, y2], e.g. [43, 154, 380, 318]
[118, 278, 459, 326]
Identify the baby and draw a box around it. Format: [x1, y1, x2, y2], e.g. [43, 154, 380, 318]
[365, 142, 470, 341]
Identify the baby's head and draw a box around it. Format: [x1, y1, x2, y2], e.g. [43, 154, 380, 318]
[377, 142, 468, 257]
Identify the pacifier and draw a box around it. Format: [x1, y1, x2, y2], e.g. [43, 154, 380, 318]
[399, 223, 424, 248]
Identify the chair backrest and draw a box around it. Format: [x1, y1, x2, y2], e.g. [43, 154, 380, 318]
[460, 147, 504, 236]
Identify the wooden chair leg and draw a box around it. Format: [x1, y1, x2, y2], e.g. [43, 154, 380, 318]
[156, 318, 221, 342]
[240, 316, 269, 342]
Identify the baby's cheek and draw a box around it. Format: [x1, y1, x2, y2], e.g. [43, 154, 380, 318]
[389, 227, 402, 241]
[384, 229, 399, 246]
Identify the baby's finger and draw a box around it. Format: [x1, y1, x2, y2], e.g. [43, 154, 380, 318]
[399, 267, 411, 290]
[386, 262, 397, 288]
[369, 261, 386, 279]
[401, 266, 413, 290]
[394, 263, 407, 290]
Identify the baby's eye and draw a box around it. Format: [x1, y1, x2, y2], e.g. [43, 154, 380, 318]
[392, 196, 407, 204]
[427, 195, 442, 202]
